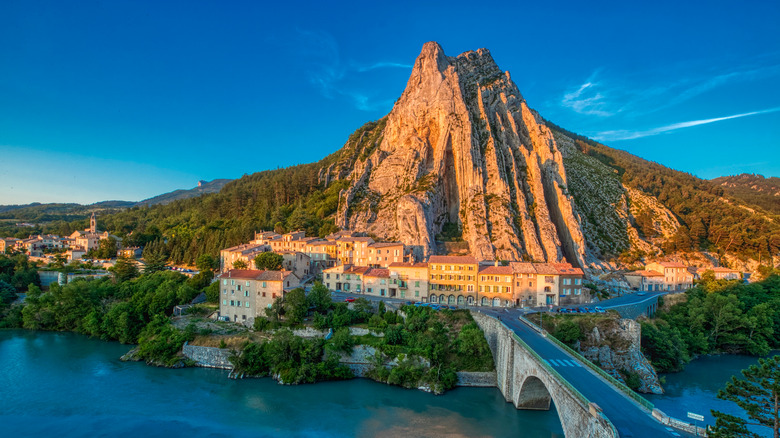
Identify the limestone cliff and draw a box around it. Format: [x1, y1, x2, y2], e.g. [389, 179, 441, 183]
[576, 318, 663, 394]
[327, 42, 587, 265]
[322, 42, 679, 268]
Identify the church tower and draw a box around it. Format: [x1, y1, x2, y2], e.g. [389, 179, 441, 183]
[90, 212, 97, 233]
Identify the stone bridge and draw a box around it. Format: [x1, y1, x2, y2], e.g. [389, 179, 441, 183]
[472, 311, 618, 438]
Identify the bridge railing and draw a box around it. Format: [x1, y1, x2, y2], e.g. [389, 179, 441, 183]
[501, 321, 591, 407]
[518, 315, 655, 412]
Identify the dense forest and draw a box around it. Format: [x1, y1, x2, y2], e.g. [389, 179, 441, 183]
[548, 122, 780, 266]
[711, 173, 780, 215]
[640, 274, 780, 373]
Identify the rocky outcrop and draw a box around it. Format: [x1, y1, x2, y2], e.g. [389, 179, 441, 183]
[332, 42, 587, 266]
[576, 319, 663, 394]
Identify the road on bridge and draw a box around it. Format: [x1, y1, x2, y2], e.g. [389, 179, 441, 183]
[481, 308, 693, 438]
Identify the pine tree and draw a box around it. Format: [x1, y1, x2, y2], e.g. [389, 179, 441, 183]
[711, 355, 780, 438]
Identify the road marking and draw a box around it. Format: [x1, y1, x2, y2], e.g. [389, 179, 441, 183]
[565, 360, 580, 367]
[543, 359, 551, 366]
[548, 359, 560, 366]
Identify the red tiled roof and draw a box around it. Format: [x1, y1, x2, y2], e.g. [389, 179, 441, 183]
[428, 255, 478, 265]
[368, 242, 403, 248]
[478, 265, 513, 275]
[217, 269, 292, 281]
[509, 262, 537, 274]
[625, 270, 664, 277]
[553, 263, 584, 276]
[389, 262, 428, 268]
[344, 266, 371, 275]
[532, 263, 559, 275]
[653, 261, 687, 268]
[365, 268, 390, 278]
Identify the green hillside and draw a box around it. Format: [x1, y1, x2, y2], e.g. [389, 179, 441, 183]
[711, 174, 780, 215]
[548, 121, 780, 266]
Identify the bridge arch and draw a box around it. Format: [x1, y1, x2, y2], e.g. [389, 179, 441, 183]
[515, 375, 552, 410]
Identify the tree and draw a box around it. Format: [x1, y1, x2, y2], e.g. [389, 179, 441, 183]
[196, 254, 217, 272]
[111, 256, 139, 282]
[232, 259, 248, 270]
[284, 288, 308, 324]
[93, 237, 118, 259]
[254, 252, 283, 271]
[307, 282, 332, 313]
[142, 239, 168, 274]
[711, 355, 780, 438]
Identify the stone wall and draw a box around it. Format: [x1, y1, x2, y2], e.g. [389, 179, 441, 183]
[182, 342, 233, 370]
[456, 371, 497, 387]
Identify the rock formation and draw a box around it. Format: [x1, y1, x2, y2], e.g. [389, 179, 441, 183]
[324, 42, 678, 268]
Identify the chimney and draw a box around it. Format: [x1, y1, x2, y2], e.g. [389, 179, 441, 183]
[495, 260, 499, 267]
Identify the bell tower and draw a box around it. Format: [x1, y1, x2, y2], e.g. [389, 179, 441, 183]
[90, 212, 97, 233]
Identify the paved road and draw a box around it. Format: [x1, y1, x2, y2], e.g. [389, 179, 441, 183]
[480, 308, 693, 438]
[597, 291, 667, 309]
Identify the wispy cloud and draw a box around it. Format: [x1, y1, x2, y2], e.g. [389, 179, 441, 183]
[558, 59, 780, 118]
[288, 29, 411, 111]
[591, 107, 780, 141]
[357, 62, 412, 72]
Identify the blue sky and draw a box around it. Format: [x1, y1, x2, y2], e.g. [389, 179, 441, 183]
[1, 0, 778, 204]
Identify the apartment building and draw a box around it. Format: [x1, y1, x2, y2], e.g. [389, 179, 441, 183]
[478, 265, 514, 307]
[555, 263, 586, 305]
[366, 242, 404, 267]
[388, 262, 429, 301]
[323, 265, 369, 293]
[688, 266, 741, 281]
[625, 270, 664, 292]
[428, 255, 479, 306]
[278, 250, 311, 279]
[646, 262, 694, 291]
[219, 243, 267, 272]
[216, 269, 300, 326]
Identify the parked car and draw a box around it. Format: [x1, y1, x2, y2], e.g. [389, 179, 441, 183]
[594, 307, 606, 313]
[637, 292, 646, 296]
[576, 307, 586, 313]
[344, 297, 355, 303]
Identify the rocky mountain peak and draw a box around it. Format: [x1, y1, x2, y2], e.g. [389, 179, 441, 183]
[326, 42, 672, 268]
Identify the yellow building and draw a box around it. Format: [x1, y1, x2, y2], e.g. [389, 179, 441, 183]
[428, 255, 478, 306]
[478, 265, 514, 307]
[388, 262, 429, 301]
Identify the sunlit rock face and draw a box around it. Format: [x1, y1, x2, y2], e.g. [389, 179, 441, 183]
[328, 42, 670, 267]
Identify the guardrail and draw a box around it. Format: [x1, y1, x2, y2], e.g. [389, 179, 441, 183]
[518, 314, 655, 412]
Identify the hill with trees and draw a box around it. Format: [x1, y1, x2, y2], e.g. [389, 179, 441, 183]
[711, 173, 780, 215]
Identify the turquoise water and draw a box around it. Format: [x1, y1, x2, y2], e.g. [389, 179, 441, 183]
[647, 353, 773, 436]
[0, 330, 565, 438]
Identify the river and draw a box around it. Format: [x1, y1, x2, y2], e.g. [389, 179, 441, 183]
[2, 330, 769, 437]
[0, 330, 565, 438]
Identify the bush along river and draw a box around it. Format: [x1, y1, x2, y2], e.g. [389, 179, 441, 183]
[0, 330, 566, 438]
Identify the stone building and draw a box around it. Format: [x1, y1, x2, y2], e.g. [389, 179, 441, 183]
[646, 262, 694, 291]
[216, 269, 300, 326]
[388, 262, 429, 301]
[477, 264, 514, 307]
[428, 255, 479, 305]
[624, 270, 665, 292]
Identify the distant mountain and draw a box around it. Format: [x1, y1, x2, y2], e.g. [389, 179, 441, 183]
[136, 179, 232, 206]
[0, 180, 231, 224]
[711, 174, 780, 215]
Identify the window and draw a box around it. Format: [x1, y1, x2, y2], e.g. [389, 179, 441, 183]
[575, 278, 581, 285]
[574, 288, 581, 295]
[326, 273, 330, 279]
[246, 281, 250, 286]
[230, 300, 234, 306]
[380, 289, 385, 296]
[231, 280, 235, 286]
[244, 291, 249, 297]
[262, 282, 266, 288]
[223, 289, 227, 295]
[415, 291, 419, 297]
[222, 299, 227, 305]
[415, 281, 420, 287]
[380, 279, 386, 285]
[563, 278, 571, 285]
[245, 302, 250, 308]
[237, 285, 242, 291]
[223, 280, 227, 285]
[262, 292, 266, 297]
[479, 286, 484, 292]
